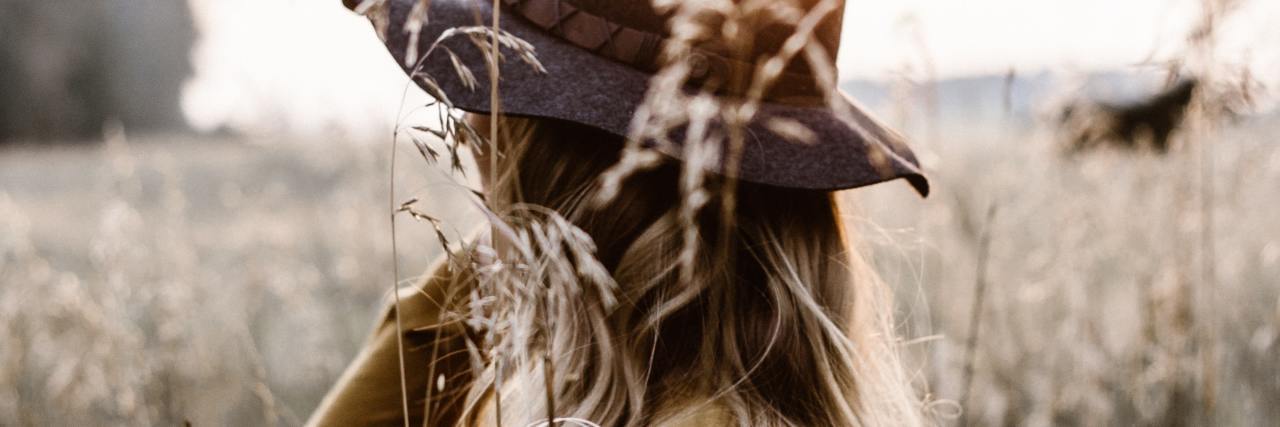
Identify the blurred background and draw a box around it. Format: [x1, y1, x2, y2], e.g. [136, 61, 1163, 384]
[0, 0, 1276, 425]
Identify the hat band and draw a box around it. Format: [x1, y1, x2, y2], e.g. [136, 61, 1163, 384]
[499, 0, 827, 104]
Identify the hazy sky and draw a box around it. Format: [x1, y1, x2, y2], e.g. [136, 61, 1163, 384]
[182, 0, 1278, 137]
[839, 0, 1278, 78]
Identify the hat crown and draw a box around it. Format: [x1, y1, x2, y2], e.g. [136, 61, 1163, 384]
[513, 0, 844, 84]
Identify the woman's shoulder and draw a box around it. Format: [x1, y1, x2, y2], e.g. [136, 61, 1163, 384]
[376, 256, 461, 333]
[377, 227, 487, 332]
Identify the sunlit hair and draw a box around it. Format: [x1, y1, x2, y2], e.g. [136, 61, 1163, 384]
[447, 115, 925, 426]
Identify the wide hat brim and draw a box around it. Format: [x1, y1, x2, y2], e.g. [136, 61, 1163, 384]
[376, 0, 929, 195]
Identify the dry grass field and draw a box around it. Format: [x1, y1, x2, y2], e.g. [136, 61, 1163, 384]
[1, 107, 1276, 425]
[3, 0, 1277, 424]
[0, 133, 477, 425]
[858, 112, 1280, 425]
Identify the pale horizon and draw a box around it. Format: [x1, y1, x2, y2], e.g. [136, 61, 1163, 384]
[182, 0, 1279, 137]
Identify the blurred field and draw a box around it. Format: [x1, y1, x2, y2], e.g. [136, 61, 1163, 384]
[0, 134, 477, 425]
[1, 114, 1278, 425]
[857, 113, 1280, 425]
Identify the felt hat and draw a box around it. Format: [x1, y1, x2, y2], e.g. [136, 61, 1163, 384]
[345, 0, 930, 195]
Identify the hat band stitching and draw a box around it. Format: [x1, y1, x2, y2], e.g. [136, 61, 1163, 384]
[499, 0, 827, 105]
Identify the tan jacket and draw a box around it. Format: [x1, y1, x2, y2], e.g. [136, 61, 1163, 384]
[305, 258, 731, 427]
[306, 257, 473, 427]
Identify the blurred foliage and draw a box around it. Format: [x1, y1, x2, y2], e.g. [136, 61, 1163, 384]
[0, 0, 193, 142]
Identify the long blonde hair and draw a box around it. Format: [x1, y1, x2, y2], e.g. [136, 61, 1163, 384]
[444, 116, 924, 426]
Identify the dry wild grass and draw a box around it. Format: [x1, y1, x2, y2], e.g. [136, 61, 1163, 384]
[859, 1, 1278, 425]
[859, 107, 1280, 426]
[1, 0, 1278, 425]
[0, 128, 473, 425]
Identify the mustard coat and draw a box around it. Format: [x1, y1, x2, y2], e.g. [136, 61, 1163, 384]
[305, 258, 731, 426]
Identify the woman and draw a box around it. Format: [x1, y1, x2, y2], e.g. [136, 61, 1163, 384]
[312, 0, 931, 425]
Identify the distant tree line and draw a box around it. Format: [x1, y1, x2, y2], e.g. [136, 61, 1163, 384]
[0, 0, 194, 142]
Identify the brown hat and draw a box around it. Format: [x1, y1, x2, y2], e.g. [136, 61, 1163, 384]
[346, 0, 929, 196]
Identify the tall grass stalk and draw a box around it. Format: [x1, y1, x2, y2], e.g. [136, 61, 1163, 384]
[958, 204, 996, 425]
